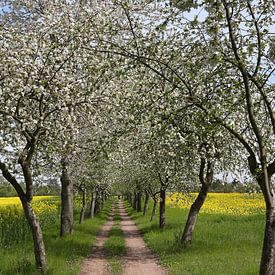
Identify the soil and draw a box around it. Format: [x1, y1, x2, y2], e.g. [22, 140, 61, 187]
[79, 201, 167, 275]
[119, 201, 167, 275]
[79, 206, 114, 275]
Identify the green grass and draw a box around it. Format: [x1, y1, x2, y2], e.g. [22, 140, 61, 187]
[125, 200, 265, 275]
[113, 208, 121, 224]
[0, 200, 112, 275]
[104, 203, 125, 275]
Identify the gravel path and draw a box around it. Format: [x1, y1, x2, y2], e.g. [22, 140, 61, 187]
[79, 206, 114, 275]
[119, 201, 167, 275]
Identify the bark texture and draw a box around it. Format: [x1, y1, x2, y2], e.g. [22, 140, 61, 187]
[260, 206, 275, 275]
[128, 193, 132, 205]
[0, 132, 48, 272]
[257, 171, 275, 274]
[79, 187, 86, 224]
[181, 185, 208, 244]
[181, 158, 213, 245]
[159, 188, 166, 229]
[133, 192, 137, 210]
[143, 191, 150, 216]
[22, 200, 47, 272]
[150, 200, 158, 221]
[60, 160, 74, 236]
[94, 190, 100, 214]
[88, 192, 96, 219]
[101, 191, 105, 209]
[150, 199, 157, 222]
[137, 191, 142, 212]
[249, 158, 275, 274]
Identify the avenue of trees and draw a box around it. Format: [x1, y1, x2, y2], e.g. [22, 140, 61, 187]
[0, 1, 274, 274]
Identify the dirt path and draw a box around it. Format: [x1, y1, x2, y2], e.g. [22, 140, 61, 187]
[79, 205, 114, 275]
[119, 201, 167, 275]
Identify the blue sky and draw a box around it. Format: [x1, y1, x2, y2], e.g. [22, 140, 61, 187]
[0, 3, 10, 13]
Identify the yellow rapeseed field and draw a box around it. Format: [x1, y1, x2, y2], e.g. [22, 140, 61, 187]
[0, 196, 59, 218]
[0, 196, 56, 206]
[166, 193, 265, 215]
[0, 196, 60, 247]
[0, 196, 59, 215]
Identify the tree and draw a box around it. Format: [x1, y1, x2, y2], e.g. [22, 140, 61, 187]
[0, 1, 107, 270]
[94, 1, 274, 272]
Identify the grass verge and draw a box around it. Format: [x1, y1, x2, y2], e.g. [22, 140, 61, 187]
[0, 200, 112, 275]
[124, 200, 265, 275]
[104, 202, 125, 275]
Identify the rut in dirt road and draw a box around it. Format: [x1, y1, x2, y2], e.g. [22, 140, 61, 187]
[118, 200, 167, 275]
[79, 205, 114, 275]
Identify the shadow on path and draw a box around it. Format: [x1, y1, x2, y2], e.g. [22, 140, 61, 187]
[79, 205, 115, 275]
[118, 201, 167, 275]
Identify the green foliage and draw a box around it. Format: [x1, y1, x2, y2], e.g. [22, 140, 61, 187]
[125, 201, 264, 275]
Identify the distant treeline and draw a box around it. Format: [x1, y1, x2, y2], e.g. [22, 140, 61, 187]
[0, 178, 260, 197]
[209, 179, 261, 193]
[0, 180, 60, 197]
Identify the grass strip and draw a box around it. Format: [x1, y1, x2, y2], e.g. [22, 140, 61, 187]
[104, 202, 125, 275]
[113, 208, 121, 225]
[124, 200, 265, 275]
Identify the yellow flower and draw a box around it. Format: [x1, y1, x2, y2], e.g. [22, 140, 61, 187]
[0, 196, 59, 219]
[167, 193, 265, 215]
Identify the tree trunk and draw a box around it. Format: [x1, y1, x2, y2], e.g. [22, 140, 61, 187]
[180, 157, 213, 244]
[181, 184, 209, 244]
[60, 162, 73, 236]
[102, 191, 105, 209]
[128, 193, 132, 204]
[258, 169, 275, 274]
[22, 200, 47, 272]
[150, 199, 157, 221]
[133, 192, 137, 210]
[88, 192, 96, 219]
[249, 158, 275, 274]
[143, 191, 149, 216]
[159, 188, 166, 229]
[137, 191, 142, 212]
[94, 190, 100, 214]
[260, 206, 275, 274]
[1, 135, 47, 272]
[79, 187, 86, 224]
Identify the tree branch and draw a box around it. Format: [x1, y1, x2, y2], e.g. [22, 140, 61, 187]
[246, 1, 262, 77]
[0, 161, 26, 200]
